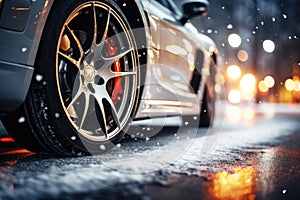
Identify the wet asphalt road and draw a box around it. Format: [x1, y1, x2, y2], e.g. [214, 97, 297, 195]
[0, 103, 300, 200]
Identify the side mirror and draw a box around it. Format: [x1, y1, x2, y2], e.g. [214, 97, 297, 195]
[181, 0, 209, 23]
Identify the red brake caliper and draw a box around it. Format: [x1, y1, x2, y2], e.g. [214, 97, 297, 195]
[106, 38, 123, 104]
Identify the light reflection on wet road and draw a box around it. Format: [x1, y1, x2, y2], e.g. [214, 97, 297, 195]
[0, 103, 300, 200]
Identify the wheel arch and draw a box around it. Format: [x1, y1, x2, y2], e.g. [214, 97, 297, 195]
[113, 0, 149, 84]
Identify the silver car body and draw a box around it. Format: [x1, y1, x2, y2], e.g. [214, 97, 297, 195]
[0, 0, 217, 119]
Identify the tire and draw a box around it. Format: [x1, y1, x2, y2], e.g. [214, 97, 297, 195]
[2, 0, 140, 155]
[182, 86, 214, 128]
[198, 86, 214, 127]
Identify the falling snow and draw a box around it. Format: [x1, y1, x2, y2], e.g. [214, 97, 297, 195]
[227, 24, 233, 29]
[282, 189, 287, 194]
[100, 145, 106, 150]
[35, 74, 43, 82]
[21, 47, 27, 53]
[18, 117, 25, 123]
[283, 14, 287, 19]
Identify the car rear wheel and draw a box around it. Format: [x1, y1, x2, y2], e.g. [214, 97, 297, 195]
[198, 86, 214, 127]
[2, 0, 140, 155]
[182, 86, 214, 128]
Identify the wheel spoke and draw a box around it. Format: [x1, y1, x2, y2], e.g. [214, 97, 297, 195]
[103, 48, 133, 62]
[94, 85, 121, 129]
[65, 78, 83, 117]
[91, 8, 111, 58]
[93, 93, 108, 137]
[95, 48, 133, 74]
[65, 25, 84, 61]
[65, 93, 81, 118]
[100, 8, 111, 44]
[58, 51, 81, 70]
[90, 3, 98, 50]
[78, 93, 90, 131]
[102, 89, 121, 129]
[105, 70, 136, 81]
[65, 92, 82, 118]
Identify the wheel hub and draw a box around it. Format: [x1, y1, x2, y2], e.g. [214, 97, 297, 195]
[83, 65, 95, 83]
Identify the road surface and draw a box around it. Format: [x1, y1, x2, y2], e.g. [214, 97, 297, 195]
[0, 103, 300, 200]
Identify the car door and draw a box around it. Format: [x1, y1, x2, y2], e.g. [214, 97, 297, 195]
[142, 0, 199, 106]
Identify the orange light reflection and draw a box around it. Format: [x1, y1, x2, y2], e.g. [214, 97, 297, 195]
[0, 149, 34, 191]
[0, 137, 15, 143]
[0, 149, 32, 156]
[209, 166, 257, 200]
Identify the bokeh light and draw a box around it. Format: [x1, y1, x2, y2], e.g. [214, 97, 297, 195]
[294, 80, 300, 92]
[285, 79, 295, 91]
[258, 81, 269, 93]
[240, 73, 256, 93]
[228, 89, 241, 104]
[258, 80, 269, 96]
[264, 76, 275, 88]
[237, 50, 248, 62]
[262, 39, 275, 53]
[228, 33, 242, 48]
[227, 65, 241, 79]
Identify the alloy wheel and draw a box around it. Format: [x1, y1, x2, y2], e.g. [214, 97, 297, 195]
[56, 2, 138, 142]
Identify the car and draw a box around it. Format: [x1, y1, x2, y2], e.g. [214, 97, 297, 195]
[0, 0, 218, 155]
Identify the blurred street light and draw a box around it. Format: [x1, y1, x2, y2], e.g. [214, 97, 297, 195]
[294, 80, 300, 92]
[262, 40, 275, 53]
[240, 73, 256, 93]
[259, 81, 269, 93]
[228, 33, 242, 48]
[237, 50, 248, 62]
[227, 65, 241, 79]
[264, 76, 275, 88]
[258, 80, 269, 96]
[285, 79, 295, 91]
